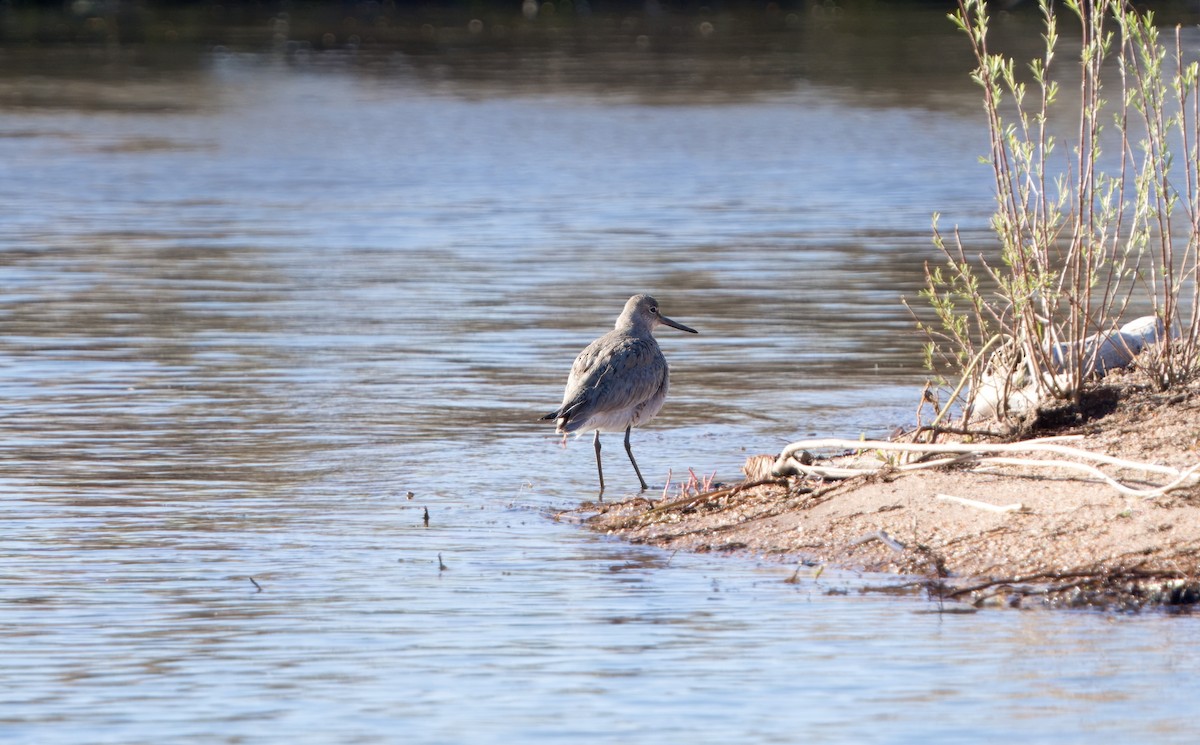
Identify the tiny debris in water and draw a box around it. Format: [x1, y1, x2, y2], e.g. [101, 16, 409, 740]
[438, 553, 447, 571]
[406, 491, 415, 500]
[785, 563, 821, 584]
[423, 507, 430, 527]
[248, 577, 262, 592]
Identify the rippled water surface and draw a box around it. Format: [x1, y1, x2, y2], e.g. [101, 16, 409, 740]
[3, 10, 1200, 743]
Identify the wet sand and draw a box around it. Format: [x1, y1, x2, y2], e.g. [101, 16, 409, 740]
[567, 369, 1200, 611]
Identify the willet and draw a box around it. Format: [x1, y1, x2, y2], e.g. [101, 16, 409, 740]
[542, 294, 698, 493]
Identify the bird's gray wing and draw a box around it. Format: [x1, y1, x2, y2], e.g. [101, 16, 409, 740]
[556, 335, 666, 427]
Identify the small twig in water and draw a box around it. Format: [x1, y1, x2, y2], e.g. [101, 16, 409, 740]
[248, 576, 262, 592]
[438, 553, 447, 571]
[786, 562, 824, 584]
[423, 507, 430, 527]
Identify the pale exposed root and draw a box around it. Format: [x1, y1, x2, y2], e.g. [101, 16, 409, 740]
[772, 437, 1200, 499]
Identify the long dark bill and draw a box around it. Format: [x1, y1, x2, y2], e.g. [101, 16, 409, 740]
[659, 315, 698, 334]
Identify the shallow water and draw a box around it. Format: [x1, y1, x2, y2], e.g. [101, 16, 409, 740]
[3, 10, 1200, 744]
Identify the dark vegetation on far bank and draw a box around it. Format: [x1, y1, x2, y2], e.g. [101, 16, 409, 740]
[5, 0, 1200, 53]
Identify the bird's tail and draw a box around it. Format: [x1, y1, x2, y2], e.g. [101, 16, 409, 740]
[541, 399, 589, 433]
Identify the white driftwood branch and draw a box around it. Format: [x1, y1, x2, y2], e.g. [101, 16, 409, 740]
[935, 493, 1025, 514]
[848, 530, 906, 553]
[785, 455, 969, 481]
[977, 457, 1200, 499]
[786, 463, 877, 479]
[774, 437, 1200, 499]
[776, 437, 1181, 476]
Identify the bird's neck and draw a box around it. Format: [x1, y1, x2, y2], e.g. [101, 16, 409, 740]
[614, 316, 654, 336]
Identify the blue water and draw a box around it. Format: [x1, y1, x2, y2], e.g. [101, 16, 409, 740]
[1, 28, 1198, 745]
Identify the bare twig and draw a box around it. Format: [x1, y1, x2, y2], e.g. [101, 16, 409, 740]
[644, 478, 785, 516]
[935, 493, 1027, 514]
[774, 436, 1200, 498]
[849, 530, 907, 554]
[778, 436, 1183, 476]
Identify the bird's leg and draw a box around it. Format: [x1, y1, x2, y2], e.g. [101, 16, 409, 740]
[624, 425, 648, 491]
[593, 431, 605, 497]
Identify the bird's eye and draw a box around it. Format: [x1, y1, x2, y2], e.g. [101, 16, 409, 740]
[649, 306, 658, 314]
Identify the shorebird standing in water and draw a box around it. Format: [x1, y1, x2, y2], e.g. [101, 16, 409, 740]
[542, 294, 698, 493]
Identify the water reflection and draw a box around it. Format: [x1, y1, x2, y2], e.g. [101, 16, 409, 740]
[0, 3, 1016, 110]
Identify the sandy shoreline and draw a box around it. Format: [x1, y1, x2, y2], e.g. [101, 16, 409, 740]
[563, 371, 1200, 611]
